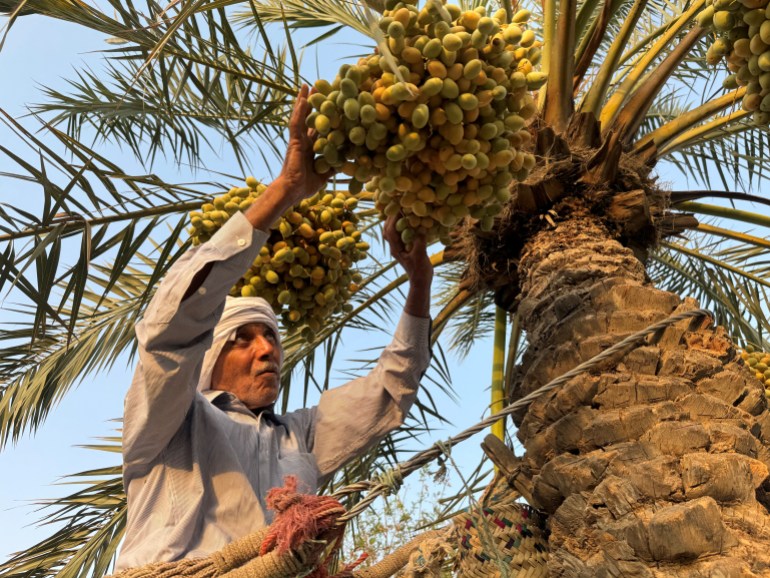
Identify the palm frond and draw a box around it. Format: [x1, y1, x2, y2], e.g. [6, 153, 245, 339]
[30, 4, 301, 171]
[0, 438, 125, 578]
[0, 108, 235, 351]
[0, 266, 150, 448]
[649, 201, 770, 349]
[661, 120, 770, 190]
[650, 242, 770, 349]
[229, 0, 376, 41]
[442, 291, 496, 360]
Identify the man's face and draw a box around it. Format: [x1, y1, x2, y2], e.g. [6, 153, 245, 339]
[210, 322, 283, 410]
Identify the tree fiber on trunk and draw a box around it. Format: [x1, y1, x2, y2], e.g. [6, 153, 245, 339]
[511, 208, 770, 577]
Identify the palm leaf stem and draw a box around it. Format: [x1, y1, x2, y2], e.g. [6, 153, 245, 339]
[616, 10, 699, 69]
[670, 190, 770, 210]
[671, 190, 753, 203]
[696, 223, 770, 250]
[491, 306, 506, 441]
[0, 202, 201, 243]
[615, 26, 707, 144]
[574, 0, 604, 44]
[158, 48, 299, 96]
[0, 0, 31, 51]
[543, 0, 577, 130]
[205, 0, 385, 20]
[633, 87, 747, 152]
[502, 0, 513, 24]
[683, 117, 754, 147]
[503, 310, 521, 396]
[46, 105, 285, 125]
[537, 0, 558, 110]
[579, 0, 649, 117]
[676, 201, 770, 229]
[599, 0, 705, 128]
[658, 109, 750, 155]
[573, 0, 615, 95]
[431, 287, 474, 344]
[663, 241, 770, 289]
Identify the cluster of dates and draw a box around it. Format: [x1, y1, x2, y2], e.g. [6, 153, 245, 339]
[189, 178, 368, 338]
[308, 0, 544, 245]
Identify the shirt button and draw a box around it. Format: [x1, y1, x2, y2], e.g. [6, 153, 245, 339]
[198, 287, 207, 295]
[237, 238, 247, 247]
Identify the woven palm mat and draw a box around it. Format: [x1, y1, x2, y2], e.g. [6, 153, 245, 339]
[452, 476, 548, 577]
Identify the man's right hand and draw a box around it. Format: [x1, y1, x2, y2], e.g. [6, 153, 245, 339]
[244, 84, 333, 231]
[272, 84, 333, 205]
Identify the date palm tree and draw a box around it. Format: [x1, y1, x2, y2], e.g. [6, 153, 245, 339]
[2, 0, 770, 576]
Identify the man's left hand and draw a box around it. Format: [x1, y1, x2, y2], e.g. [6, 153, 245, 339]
[384, 216, 433, 318]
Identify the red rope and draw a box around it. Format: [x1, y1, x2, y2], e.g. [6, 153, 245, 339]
[329, 552, 369, 577]
[260, 476, 363, 578]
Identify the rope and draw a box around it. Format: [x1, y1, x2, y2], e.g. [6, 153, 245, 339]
[340, 530, 446, 578]
[399, 527, 455, 578]
[333, 307, 711, 520]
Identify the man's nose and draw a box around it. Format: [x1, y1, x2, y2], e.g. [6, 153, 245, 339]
[253, 336, 276, 360]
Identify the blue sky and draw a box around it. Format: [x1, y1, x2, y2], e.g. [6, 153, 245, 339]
[0, 15, 128, 557]
[0, 12, 498, 560]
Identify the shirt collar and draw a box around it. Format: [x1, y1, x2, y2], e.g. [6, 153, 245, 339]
[201, 389, 234, 405]
[200, 390, 284, 426]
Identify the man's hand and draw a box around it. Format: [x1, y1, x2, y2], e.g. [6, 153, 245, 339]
[384, 216, 433, 318]
[272, 84, 333, 205]
[244, 84, 332, 231]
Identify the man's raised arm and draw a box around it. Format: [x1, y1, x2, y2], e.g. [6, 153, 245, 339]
[123, 85, 328, 469]
[312, 218, 434, 479]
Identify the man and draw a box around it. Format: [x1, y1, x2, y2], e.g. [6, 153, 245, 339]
[115, 85, 433, 570]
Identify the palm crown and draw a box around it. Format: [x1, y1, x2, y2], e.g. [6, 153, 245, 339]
[1, 0, 770, 575]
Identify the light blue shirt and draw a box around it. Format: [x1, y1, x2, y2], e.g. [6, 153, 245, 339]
[116, 212, 431, 569]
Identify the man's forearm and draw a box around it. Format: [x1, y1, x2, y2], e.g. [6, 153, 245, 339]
[182, 179, 297, 300]
[243, 178, 297, 232]
[404, 274, 432, 318]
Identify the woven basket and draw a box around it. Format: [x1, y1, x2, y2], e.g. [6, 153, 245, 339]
[452, 476, 548, 577]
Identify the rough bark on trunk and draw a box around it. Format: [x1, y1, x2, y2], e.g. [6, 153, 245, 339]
[511, 205, 770, 577]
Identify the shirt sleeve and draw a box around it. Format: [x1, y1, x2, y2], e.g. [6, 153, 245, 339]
[123, 212, 269, 470]
[311, 313, 432, 481]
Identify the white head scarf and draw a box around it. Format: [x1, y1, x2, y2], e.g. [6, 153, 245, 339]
[198, 296, 282, 392]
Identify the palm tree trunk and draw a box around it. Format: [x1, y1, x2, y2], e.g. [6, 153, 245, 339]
[510, 203, 770, 576]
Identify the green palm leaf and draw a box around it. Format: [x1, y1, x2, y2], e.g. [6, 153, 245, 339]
[27, 3, 302, 170]
[0, 267, 148, 448]
[0, 437, 125, 578]
[228, 0, 378, 39]
[651, 242, 770, 349]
